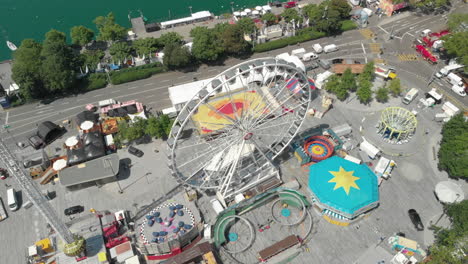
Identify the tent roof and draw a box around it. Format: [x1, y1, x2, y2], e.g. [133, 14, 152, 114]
[308, 156, 379, 218]
[37, 121, 60, 140]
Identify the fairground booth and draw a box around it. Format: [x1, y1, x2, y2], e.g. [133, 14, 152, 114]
[308, 156, 379, 222]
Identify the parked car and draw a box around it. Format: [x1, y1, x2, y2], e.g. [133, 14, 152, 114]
[128, 146, 144, 157]
[408, 209, 424, 231]
[64, 205, 84, 216]
[0, 168, 7, 180]
[317, 59, 331, 70]
[305, 62, 319, 71]
[28, 121, 66, 150]
[332, 58, 344, 64]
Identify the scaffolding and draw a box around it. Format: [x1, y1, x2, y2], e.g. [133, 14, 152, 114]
[0, 138, 84, 256]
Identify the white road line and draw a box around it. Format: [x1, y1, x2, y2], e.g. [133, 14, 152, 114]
[208, 69, 218, 72]
[5, 111, 9, 125]
[177, 76, 185, 79]
[161, 79, 170, 83]
[110, 90, 119, 93]
[378, 26, 389, 34]
[128, 86, 138, 90]
[193, 72, 202, 75]
[361, 43, 366, 55]
[93, 94, 103, 98]
[144, 83, 154, 86]
[147, 95, 155, 98]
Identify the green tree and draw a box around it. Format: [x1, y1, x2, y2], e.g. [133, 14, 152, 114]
[330, 0, 352, 19]
[447, 13, 468, 32]
[116, 118, 147, 143]
[40, 29, 75, 94]
[220, 24, 251, 55]
[109, 42, 133, 62]
[145, 116, 165, 138]
[356, 80, 372, 104]
[163, 43, 191, 69]
[261, 13, 277, 25]
[303, 4, 322, 25]
[281, 8, 303, 23]
[237, 18, 256, 34]
[158, 114, 173, 137]
[324, 74, 340, 93]
[340, 68, 357, 92]
[11, 39, 44, 100]
[438, 114, 468, 179]
[375, 86, 389, 102]
[132, 38, 160, 55]
[361, 61, 375, 82]
[80, 50, 105, 68]
[93, 12, 127, 42]
[70, 26, 94, 46]
[388, 78, 402, 97]
[158, 32, 183, 47]
[442, 32, 468, 72]
[190, 27, 224, 62]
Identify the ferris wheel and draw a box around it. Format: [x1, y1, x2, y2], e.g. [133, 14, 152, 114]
[167, 58, 315, 202]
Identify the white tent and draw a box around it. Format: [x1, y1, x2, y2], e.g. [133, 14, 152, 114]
[233, 11, 241, 16]
[435, 181, 464, 204]
[359, 140, 380, 159]
[53, 159, 67, 171]
[65, 136, 79, 147]
[244, 8, 252, 14]
[80, 121, 94, 130]
[255, 6, 262, 11]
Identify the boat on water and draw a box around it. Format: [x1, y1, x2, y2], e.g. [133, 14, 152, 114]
[6, 41, 17, 51]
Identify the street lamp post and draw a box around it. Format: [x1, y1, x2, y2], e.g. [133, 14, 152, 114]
[189, 6, 193, 15]
[230, 2, 234, 13]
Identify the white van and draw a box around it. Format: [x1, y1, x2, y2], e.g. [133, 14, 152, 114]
[402, 88, 419, 104]
[7, 188, 18, 211]
[210, 199, 225, 215]
[313, 44, 323, 53]
[302, 52, 318, 62]
[447, 73, 463, 87]
[324, 44, 339, 53]
[451, 85, 466, 97]
[291, 48, 306, 58]
[98, 99, 117, 107]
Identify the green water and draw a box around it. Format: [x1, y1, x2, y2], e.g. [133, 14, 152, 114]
[0, 0, 282, 61]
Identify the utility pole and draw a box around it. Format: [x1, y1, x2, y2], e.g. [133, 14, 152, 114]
[230, 2, 235, 13]
[189, 6, 193, 15]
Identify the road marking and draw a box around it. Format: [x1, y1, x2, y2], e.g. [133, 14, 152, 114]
[147, 95, 155, 98]
[177, 76, 185, 79]
[110, 90, 119, 93]
[193, 72, 202, 75]
[5, 111, 9, 125]
[208, 69, 218, 72]
[144, 83, 154, 86]
[361, 42, 366, 55]
[378, 26, 389, 34]
[128, 86, 138, 90]
[161, 80, 170, 83]
[93, 94, 103, 98]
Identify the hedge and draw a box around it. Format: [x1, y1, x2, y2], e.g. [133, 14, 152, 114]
[341, 20, 358, 32]
[253, 30, 326, 53]
[85, 73, 108, 91]
[110, 63, 167, 85]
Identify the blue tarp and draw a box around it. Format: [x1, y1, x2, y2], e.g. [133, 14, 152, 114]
[308, 156, 379, 218]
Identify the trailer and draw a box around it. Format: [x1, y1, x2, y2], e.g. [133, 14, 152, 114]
[435, 63, 463, 78]
[359, 140, 380, 159]
[374, 65, 397, 80]
[291, 48, 306, 59]
[258, 235, 301, 262]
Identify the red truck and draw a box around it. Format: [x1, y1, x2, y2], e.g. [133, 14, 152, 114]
[284, 1, 297, 8]
[415, 45, 437, 64]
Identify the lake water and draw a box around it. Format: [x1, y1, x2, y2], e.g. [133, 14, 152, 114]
[0, 0, 283, 61]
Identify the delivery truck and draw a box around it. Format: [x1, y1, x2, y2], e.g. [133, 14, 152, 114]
[324, 44, 339, 53]
[291, 48, 306, 58]
[435, 63, 463, 78]
[313, 44, 323, 53]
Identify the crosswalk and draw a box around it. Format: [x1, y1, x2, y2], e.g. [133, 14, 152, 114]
[397, 54, 419, 61]
[359, 29, 375, 39]
[374, 58, 386, 65]
[368, 43, 382, 54]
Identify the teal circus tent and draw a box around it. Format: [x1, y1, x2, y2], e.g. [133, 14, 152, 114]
[308, 156, 379, 219]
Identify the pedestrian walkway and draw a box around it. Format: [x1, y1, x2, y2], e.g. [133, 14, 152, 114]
[359, 29, 375, 39]
[374, 58, 386, 64]
[397, 54, 419, 61]
[369, 43, 382, 54]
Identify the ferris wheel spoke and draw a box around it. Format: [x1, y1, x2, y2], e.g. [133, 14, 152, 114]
[248, 86, 304, 130]
[203, 100, 242, 130]
[254, 105, 305, 131]
[245, 73, 301, 129]
[220, 139, 246, 197]
[177, 135, 242, 171]
[222, 78, 244, 125]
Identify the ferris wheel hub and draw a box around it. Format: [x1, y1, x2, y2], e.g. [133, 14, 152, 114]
[243, 132, 253, 140]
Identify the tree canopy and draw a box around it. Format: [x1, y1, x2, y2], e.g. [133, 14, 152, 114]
[158, 32, 183, 47]
[220, 24, 251, 55]
[40, 29, 75, 94]
[11, 39, 44, 100]
[303, 0, 350, 33]
[190, 27, 224, 62]
[163, 43, 191, 69]
[132, 37, 160, 55]
[236, 17, 256, 34]
[93, 12, 127, 42]
[109, 42, 133, 62]
[340, 68, 357, 92]
[261, 13, 277, 25]
[375, 86, 389, 102]
[80, 50, 105, 68]
[438, 114, 468, 179]
[447, 13, 468, 32]
[443, 31, 468, 72]
[428, 200, 468, 264]
[281, 8, 303, 23]
[70, 26, 94, 46]
[356, 80, 372, 104]
[388, 78, 402, 97]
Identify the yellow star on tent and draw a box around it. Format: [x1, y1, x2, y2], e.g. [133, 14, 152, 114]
[328, 166, 360, 195]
